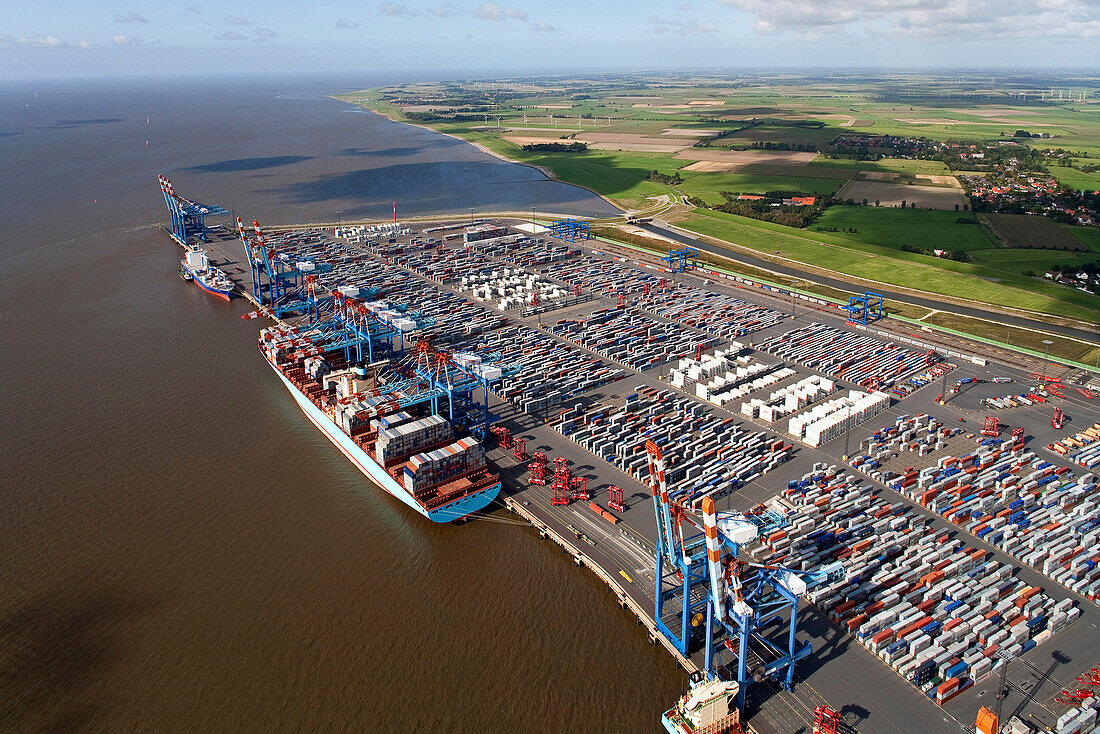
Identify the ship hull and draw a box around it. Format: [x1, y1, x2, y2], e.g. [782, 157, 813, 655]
[268, 358, 501, 523]
[182, 264, 232, 301]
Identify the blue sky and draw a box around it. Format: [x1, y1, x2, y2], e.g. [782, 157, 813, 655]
[2, 0, 1099, 79]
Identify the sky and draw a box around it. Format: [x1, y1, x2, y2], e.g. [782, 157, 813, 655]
[2, 0, 1099, 80]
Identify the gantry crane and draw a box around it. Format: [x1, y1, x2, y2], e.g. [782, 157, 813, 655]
[646, 441, 844, 712]
[236, 217, 314, 314]
[157, 174, 228, 245]
[398, 339, 520, 439]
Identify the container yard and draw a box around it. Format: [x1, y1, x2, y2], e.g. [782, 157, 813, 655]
[162, 179, 1100, 734]
[765, 471, 1076, 705]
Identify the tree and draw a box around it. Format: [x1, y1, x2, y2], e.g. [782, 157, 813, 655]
[901, 200, 907, 208]
[875, 199, 880, 207]
[955, 203, 960, 211]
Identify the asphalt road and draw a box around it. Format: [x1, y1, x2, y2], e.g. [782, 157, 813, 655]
[643, 221, 1100, 344]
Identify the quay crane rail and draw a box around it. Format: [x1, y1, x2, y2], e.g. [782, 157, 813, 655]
[646, 441, 843, 712]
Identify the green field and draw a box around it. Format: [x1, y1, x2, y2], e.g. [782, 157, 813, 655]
[811, 207, 995, 252]
[675, 208, 1100, 322]
[339, 73, 1100, 325]
[968, 248, 1100, 274]
[1069, 226, 1100, 252]
[1048, 164, 1100, 191]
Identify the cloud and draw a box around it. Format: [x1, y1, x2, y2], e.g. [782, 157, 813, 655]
[77, 39, 97, 48]
[647, 14, 717, 35]
[474, 3, 527, 20]
[677, 2, 693, 9]
[428, 4, 457, 17]
[717, 0, 1100, 41]
[215, 30, 248, 40]
[378, 2, 420, 16]
[183, 5, 202, 15]
[0, 34, 65, 48]
[253, 27, 277, 40]
[223, 14, 250, 25]
[114, 11, 150, 23]
[530, 20, 558, 32]
[335, 18, 360, 28]
[111, 34, 155, 45]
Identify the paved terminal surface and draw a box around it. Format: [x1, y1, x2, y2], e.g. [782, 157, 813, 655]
[191, 220, 1100, 734]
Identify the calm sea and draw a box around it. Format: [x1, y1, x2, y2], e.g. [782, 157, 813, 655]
[0, 74, 683, 733]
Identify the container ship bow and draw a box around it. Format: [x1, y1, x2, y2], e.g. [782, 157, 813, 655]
[259, 327, 501, 523]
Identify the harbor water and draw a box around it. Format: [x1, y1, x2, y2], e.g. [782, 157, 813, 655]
[0, 75, 683, 732]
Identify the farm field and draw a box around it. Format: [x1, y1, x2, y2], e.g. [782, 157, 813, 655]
[1069, 226, 1100, 251]
[1048, 164, 1100, 191]
[835, 180, 967, 210]
[811, 207, 995, 252]
[981, 213, 1089, 251]
[340, 72, 1100, 326]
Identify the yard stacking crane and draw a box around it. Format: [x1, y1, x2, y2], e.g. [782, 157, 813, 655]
[548, 218, 591, 242]
[157, 174, 228, 245]
[841, 291, 885, 326]
[646, 441, 844, 712]
[982, 416, 1000, 437]
[662, 247, 698, 273]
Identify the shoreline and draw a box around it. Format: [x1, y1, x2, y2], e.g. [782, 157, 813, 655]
[330, 96, 627, 216]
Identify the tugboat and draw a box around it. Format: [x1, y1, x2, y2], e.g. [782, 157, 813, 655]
[181, 247, 233, 301]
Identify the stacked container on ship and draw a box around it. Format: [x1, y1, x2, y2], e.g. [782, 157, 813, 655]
[258, 327, 501, 523]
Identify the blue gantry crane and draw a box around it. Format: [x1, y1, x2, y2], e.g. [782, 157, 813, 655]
[646, 441, 844, 712]
[236, 217, 333, 316]
[842, 291, 885, 326]
[548, 218, 591, 242]
[662, 247, 698, 273]
[158, 175, 228, 245]
[402, 340, 520, 439]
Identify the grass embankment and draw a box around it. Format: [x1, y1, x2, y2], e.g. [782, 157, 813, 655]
[673, 208, 1100, 323]
[925, 312, 1100, 367]
[595, 226, 1098, 366]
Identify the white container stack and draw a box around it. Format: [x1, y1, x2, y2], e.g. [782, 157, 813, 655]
[669, 345, 794, 407]
[461, 267, 569, 311]
[742, 375, 835, 422]
[788, 390, 890, 447]
[376, 414, 453, 465]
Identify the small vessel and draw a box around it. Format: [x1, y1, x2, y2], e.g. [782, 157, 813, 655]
[662, 673, 743, 734]
[181, 247, 233, 301]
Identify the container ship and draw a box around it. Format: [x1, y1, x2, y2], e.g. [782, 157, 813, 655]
[181, 247, 235, 301]
[258, 326, 502, 523]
